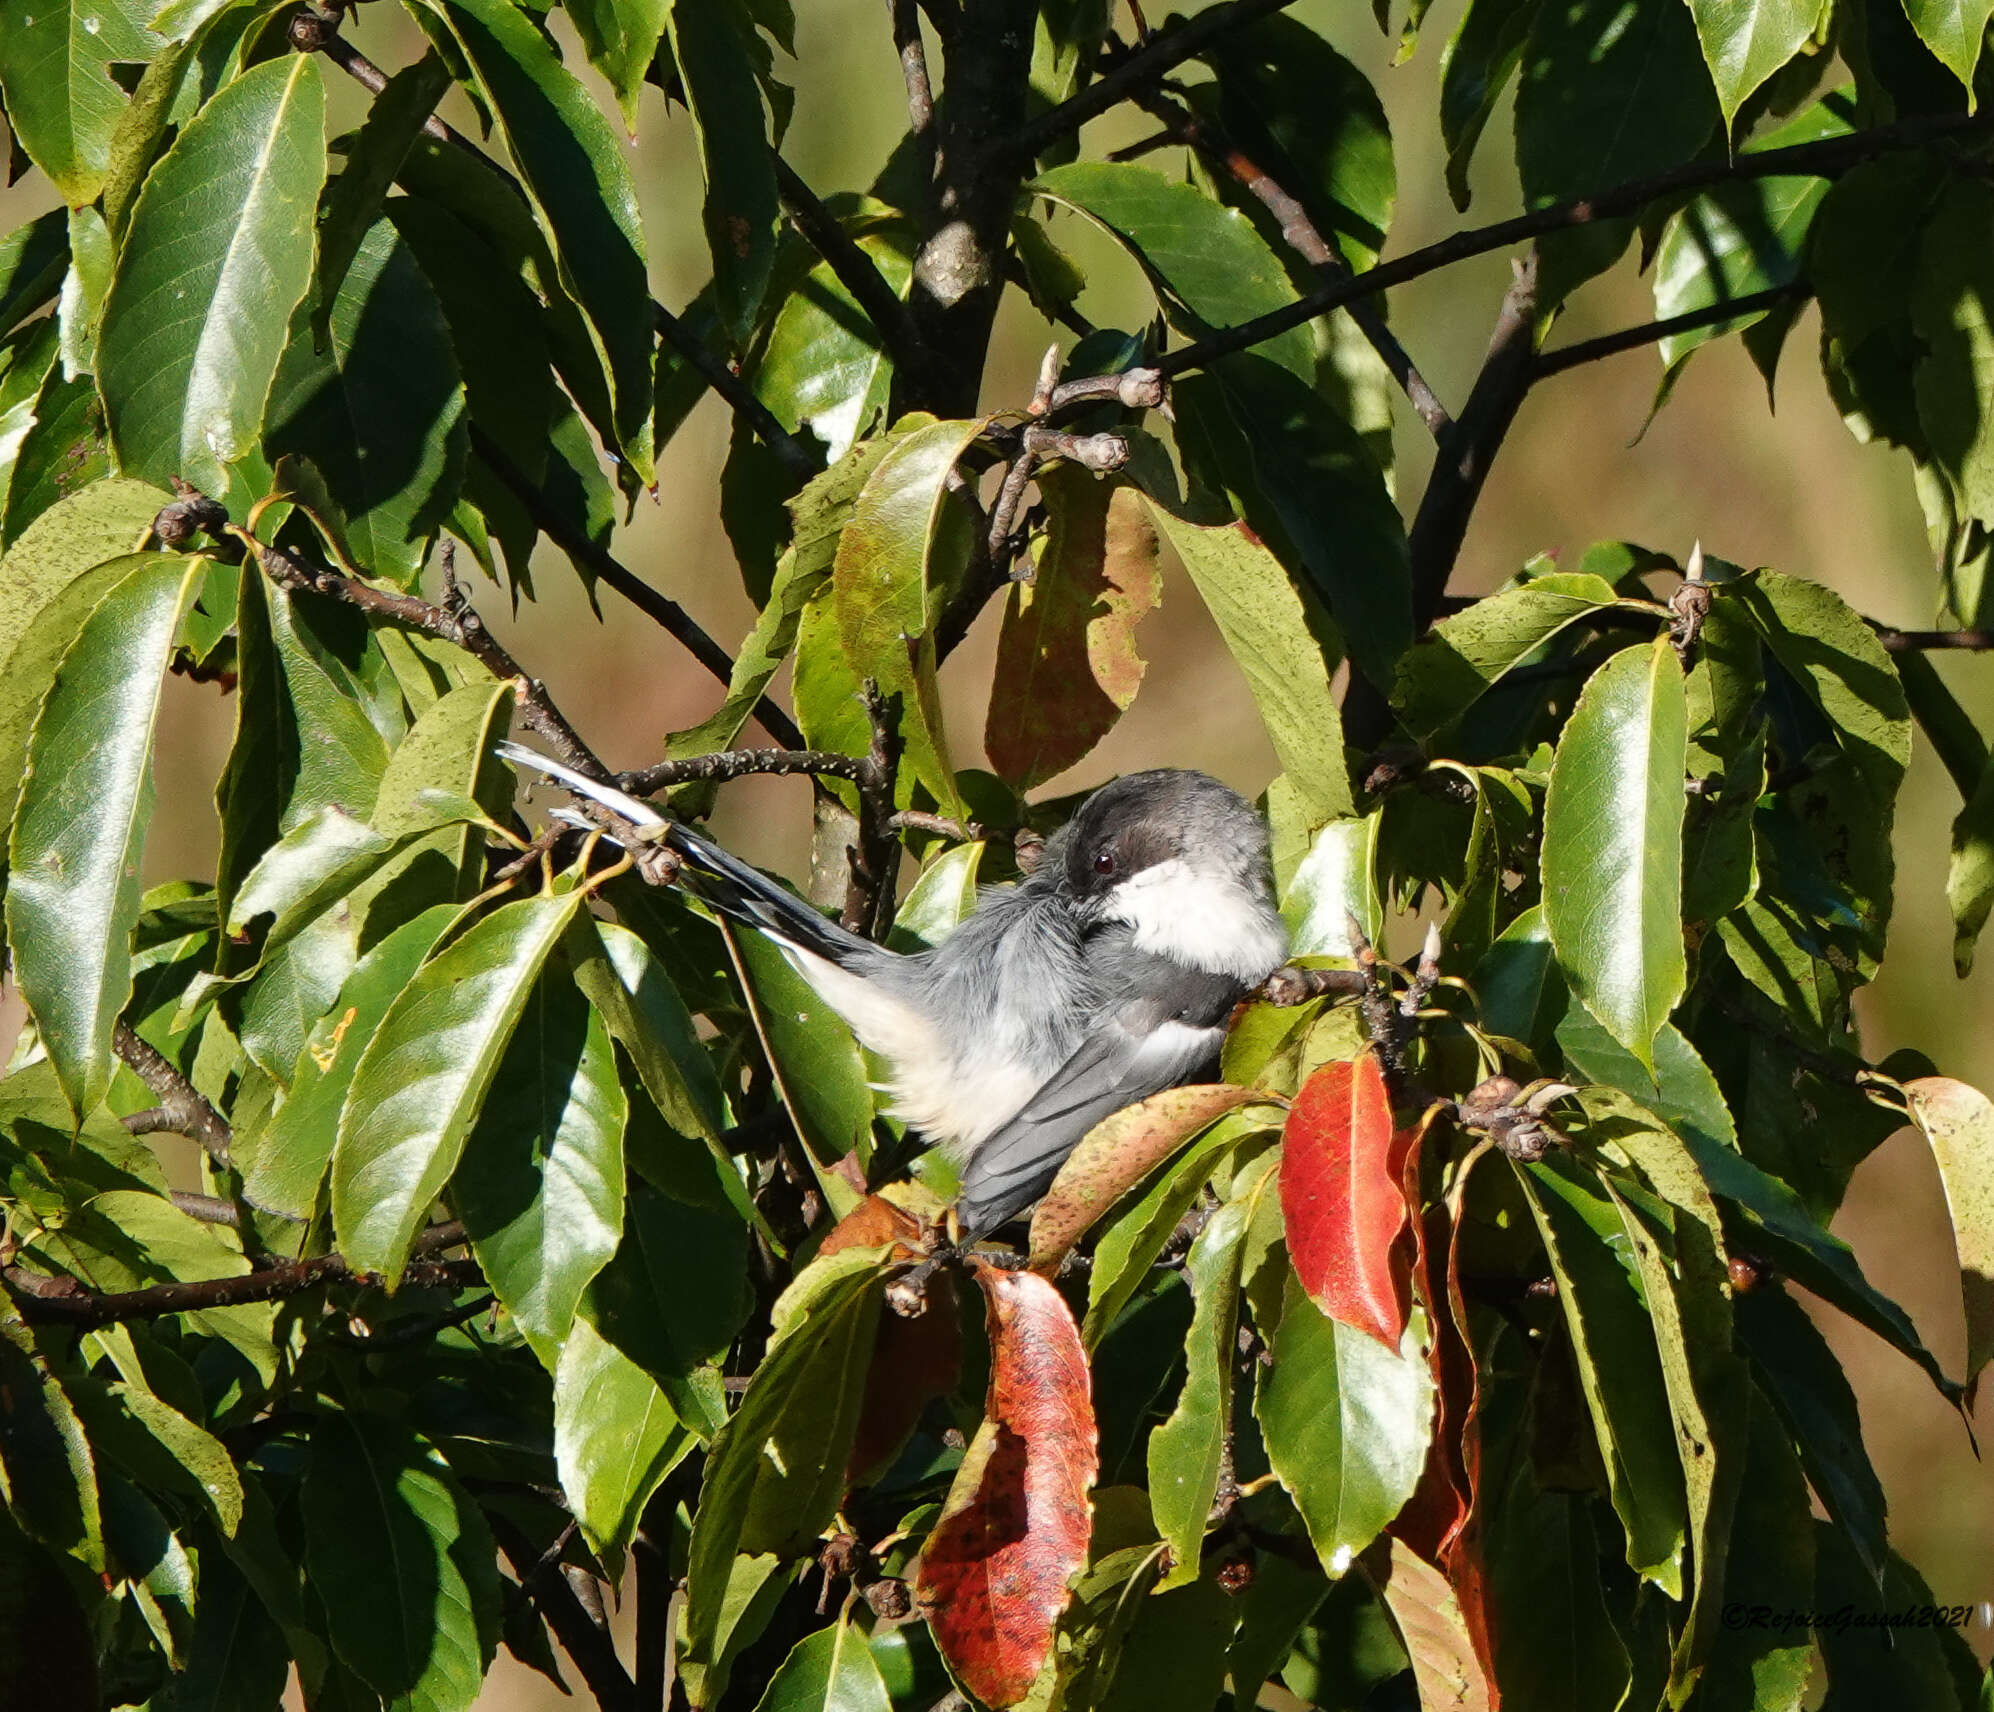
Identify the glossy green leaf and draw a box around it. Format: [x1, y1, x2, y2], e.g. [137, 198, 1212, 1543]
[1556, 1007, 1735, 1151]
[1542, 638, 1688, 1073]
[1140, 492, 1354, 825]
[6, 554, 205, 1119]
[371, 675, 510, 839]
[1392, 570, 1622, 739]
[1438, 0, 1541, 208]
[1734, 1285, 1888, 1587]
[832, 415, 984, 815]
[751, 1620, 894, 1712]
[0, 1325, 103, 1574]
[564, 0, 668, 129]
[1514, 0, 1720, 301]
[419, 0, 655, 482]
[890, 840, 983, 951]
[96, 54, 327, 492]
[0, 210, 67, 337]
[1514, 1159, 1686, 1591]
[1149, 1152, 1275, 1589]
[1195, 13, 1395, 269]
[553, 1312, 698, 1560]
[332, 890, 582, 1284]
[755, 233, 911, 462]
[1281, 811, 1382, 958]
[1949, 754, 1994, 974]
[265, 217, 467, 587]
[223, 805, 395, 958]
[2, 359, 109, 544]
[1032, 163, 1313, 380]
[668, 0, 779, 346]
[302, 1414, 497, 1712]
[458, 970, 628, 1366]
[77, 1376, 243, 1538]
[1901, 0, 1994, 89]
[1902, 1076, 1994, 1398]
[1684, 0, 1819, 129]
[0, 0, 158, 204]
[1173, 357, 1410, 689]
[681, 1250, 885, 1709]
[1474, 902, 1566, 1049]
[243, 904, 458, 1220]
[56, 205, 112, 380]
[1481, 1470, 1633, 1711]
[1254, 1271, 1433, 1573]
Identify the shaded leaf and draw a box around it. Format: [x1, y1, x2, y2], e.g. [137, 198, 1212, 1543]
[6, 554, 205, 1119]
[751, 1620, 895, 1712]
[1902, 1076, 1994, 1399]
[1542, 637, 1689, 1072]
[96, 54, 327, 492]
[1029, 1084, 1263, 1273]
[331, 891, 582, 1284]
[1439, 0, 1542, 208]
[1947, 751, 1994, 974]
[553, 1313, 698, 1560]
[1901, 0, 1994, 89]
[1684, 0, 1820, 130]
[0, 1325, 103, 1574]
[915, 1265, 1098, 1709]
[1280, 1054, 1412, 1348]
[987, 471, 1158, 792]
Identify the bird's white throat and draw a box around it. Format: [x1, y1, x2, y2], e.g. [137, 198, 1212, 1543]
[1104, 858, 1288, 981]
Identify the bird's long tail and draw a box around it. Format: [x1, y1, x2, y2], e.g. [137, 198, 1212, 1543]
[495, 741, 870, 965]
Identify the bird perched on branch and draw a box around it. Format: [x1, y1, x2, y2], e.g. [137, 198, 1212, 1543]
[498, 744, 1288, 1242]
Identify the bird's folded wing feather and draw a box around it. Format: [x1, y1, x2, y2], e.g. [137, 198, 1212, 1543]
[953, 1007, 1224, 1241]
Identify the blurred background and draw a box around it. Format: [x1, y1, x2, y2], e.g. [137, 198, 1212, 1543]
[3, 0, 1989, 1700]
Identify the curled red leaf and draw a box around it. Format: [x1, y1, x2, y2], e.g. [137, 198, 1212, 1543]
[914, 1265, 1098, 1708]
[1280, 1053, 1413, 1348]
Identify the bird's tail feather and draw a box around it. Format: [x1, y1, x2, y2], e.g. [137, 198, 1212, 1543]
[496, 741, 869, 966]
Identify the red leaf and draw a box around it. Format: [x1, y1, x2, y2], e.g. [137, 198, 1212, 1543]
[1280, 1054, 1413, 1348]
[819, 1191, 931, 1261]
[914, 1265, 1098, 1708]
[986, 472, 1159, 791]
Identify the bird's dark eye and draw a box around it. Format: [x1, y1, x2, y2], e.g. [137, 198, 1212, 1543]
[1093, 848, 1118, 876]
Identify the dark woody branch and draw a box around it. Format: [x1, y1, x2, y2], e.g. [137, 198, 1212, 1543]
[1531, 281, 1810, 379]
[114, 1021, 232, 1165]
[617, 748, 874, 796]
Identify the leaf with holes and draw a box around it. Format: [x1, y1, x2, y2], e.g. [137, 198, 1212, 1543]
[987, 472, 1159, 792]
[1280, 1055, 1413, 1348]
[915, 1265, 1097, 1709]
[0, 0, 159, 206]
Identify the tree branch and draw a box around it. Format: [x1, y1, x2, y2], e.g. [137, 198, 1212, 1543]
[772, 155, 927, 383]
[1874, 627, 1994, 651]
[1155, 108, 1994, 380]
[616, 747, 874, 796]
[114, 1021, 232, 1165]
[1126, 84, 1452, 437]
[493, 1519, 640, 1712]
[978, 0, 1303, 170]
[4, 1252, 483, 1328]
[842, 681, 906, 938]
[1531, 281, 1810, 379]
[887, 0, 938, 183]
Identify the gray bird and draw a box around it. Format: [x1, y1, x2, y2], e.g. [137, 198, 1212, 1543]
[497, 744, 1288, 1241]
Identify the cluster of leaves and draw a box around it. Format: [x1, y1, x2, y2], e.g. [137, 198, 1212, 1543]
[1, 0, 1994, 1709]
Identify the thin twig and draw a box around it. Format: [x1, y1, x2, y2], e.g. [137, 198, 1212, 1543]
[1155, 108, 1994, 380]
[1875, 627, 1994, 651]
[1532, 282, 1810, 379]
[888, 0, 937, 178]
[618, 748, 873, 796]
[4, 1253, 484, 1328]
[316, 31, 816, 483]
[843, 682, 906, 939]
[493, 1518, 640, 1712]
[167, 1192, 242, 1227]
[1127, 85, 1451, 437]
[979, 0, 1304, 170]
[114, 1022, 231, 1165]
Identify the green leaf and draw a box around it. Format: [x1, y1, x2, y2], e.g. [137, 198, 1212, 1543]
[1173, 356, 1411, 689]
[1195, 14, 1395, 269]
[1901, 1076, 1994, 1399]
[96, 54, 328, 493]
[2, 358, 110, 544]
[1542, 638, 1689, 1072]
[1652, 96, 1851, 373]
[1281, 811, 1383, 958]
[1438, 0, 1541, 208]
[1556, 1007, 1735, 1151]
[1138, 488, 1355, 826]
[1474, 902, 1567, 1049]
[1514, 0, 1720, 302]
[151, 1550, 290, 1712]
[1391, 570, 1624, 739]
[564, 0, 668, 129]
[667, 0, 780, 346]
[1254, 1271, 1433, 1574]
[1031, 162, 1314, 380]
[681, 1250, 885, 1709]
[0, 210, 67, 337]
[750, 1619, 894, 1712]
[75, 1376, 243, 1538]
[6, 554, 205, 1119]
[243, 903, 458, 1220]
[302, 1414, 497, 1712]
[832, 415, 986, 815]
[0, 1325, 103, 1574]
[0, 0, 158, 204]
[420, 0, 656, 482]
[553, 1313, 698, 1560]
[56, 205, 112, 380]
[1513, 1159, 1687, 1591]
[1683, 0, 1820, 130]
[889, 841, 984, 952]
[457, 970, 628, 1366]
[1149, 1152, 1275, 1589]
[265, 217, 467, 587]
[1901, 0, 1994, 90]
[1950, 753, 1994, 974]
[331, 890, 582, 1284]
[223, 805, 395, 962]
[371, 675, 511, 838]
[1913, 178, 1994, 532]
[753, 232, 911, 462]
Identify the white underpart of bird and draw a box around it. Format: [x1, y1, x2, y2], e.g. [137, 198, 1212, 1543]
[497, 742, 1289, 1238]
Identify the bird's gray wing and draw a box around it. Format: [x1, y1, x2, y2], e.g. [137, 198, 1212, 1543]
[952, 998, 1226, 1243]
